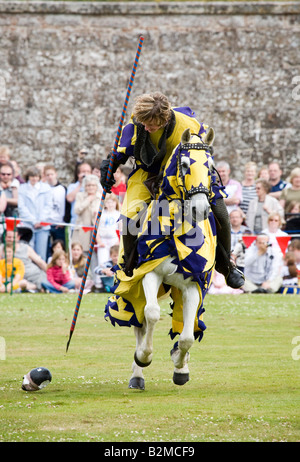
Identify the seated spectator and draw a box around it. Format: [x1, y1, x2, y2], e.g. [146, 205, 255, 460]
[216, 161, 242, 214]
[261, 212, 288, 252]
[246, 179, 284, 234]
[280, 251, 298, 287]
[240, 161, 257, 215]
[242, 233, 283, 293]
[42, 249, 75, 293]
[66, 161, 92, 224]
[44, 165, 70, 258]
[72, 174, 102, 255]
[1, 228, 48, 292]
[0, 242, 25, 293]
[47, 239, 65, 263]
[230, 208, 252, 251]
[279, 167, 300, 214]
[208, 270, 243, 295]
[268, 161, 290, 200]
[18, 167, 52, 262]
[231, 229, 253, 274]
[94, 244, 119, 293]
[70, 241, 94, 293]
[96, 194, 120, 267]
[284, 201, 300, 235]
[0, 161, 19, 217]
[288, 239, 300, 270]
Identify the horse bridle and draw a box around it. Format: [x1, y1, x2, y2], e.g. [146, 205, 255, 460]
[177, 141, 213, 200]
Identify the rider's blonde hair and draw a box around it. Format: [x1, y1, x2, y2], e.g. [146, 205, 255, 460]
[133, 92, 172, 127]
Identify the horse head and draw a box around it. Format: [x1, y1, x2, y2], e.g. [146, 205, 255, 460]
[176, 128, 214, 223]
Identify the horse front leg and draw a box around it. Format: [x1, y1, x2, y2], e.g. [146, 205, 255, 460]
[134, 271, 163, 368]
[171, 283, 200, 385]
[129, 324, 146, 390]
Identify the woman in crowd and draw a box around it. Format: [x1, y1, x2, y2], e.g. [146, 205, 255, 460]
[279, 167, 300, 213]
[71, 174, 102, 255]
[240, 161, 257, 215]
[246, 178, 284, 234]
[96, 193, 120, 267]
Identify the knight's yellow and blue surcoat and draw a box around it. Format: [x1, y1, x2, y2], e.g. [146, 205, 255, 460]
[105, 110, 227, 341]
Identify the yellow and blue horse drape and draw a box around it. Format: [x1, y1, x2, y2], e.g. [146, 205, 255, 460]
[105, 134, 227, 341]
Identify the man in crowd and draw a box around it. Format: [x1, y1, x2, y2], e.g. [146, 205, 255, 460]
[242, 233, 283, 293]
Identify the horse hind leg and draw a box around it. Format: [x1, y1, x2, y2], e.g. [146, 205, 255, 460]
[129, 325, 146, 390]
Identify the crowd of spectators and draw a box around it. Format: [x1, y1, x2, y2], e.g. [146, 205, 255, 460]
[0, 144, 299, 296]
[0, 146, 127, 294]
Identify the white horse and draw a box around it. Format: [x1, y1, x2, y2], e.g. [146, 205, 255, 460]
[128, 128, 217, 390]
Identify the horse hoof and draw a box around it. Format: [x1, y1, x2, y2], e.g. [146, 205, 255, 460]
[134, 351, 152, 368]
[128, 377, 145, 390]
[173, 372, 189, 386]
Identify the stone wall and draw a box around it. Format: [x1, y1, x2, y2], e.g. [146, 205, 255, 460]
[0, 1, 299, 183]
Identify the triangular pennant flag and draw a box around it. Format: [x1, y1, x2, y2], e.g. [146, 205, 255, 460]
[82, 226, 94, 233]
[5, 217, 21, 232]
[242, 235, 256, 248]
[276, 236, 291, 255]
[39, 222, 51, 227]
[116, 229, 120, 240]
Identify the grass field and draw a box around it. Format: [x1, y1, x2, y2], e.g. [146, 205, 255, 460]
[0, 292, 299, 442]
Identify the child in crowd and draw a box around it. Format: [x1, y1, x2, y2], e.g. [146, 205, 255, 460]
[0, 242, 25, 293]
[42, 249, 75, 293]
[96, 194, 120, 267]
[94, 245, 119, 292]
[47, 239, 65, 263]
[70, 241, 94, 293]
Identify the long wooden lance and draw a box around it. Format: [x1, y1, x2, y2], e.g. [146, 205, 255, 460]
[66, 35, 144, 353]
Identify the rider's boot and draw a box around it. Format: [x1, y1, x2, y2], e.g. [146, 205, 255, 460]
[211, 198, 245, 289]
[122, 232, 138, 277]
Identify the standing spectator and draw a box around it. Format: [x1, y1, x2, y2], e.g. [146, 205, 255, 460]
[111, 166, 127, 204]
[10, 159, 25, 184]
[18, 166, 52, 262]
[242, 233, 283, 293]
[257, 165, 270, 182]
[96, 194, 120, 267]
[42, 249, 75, 293]
[66, 161, 92, 224]
[0, 146, 10, 165]
[44, 165, 70, 257]
[268, 161, 290, 200]
[229, 208, 252, 251]
[71, 174, 102, 254]
[246, 178, 284, 234]
[279, 167, 300, 213]
[0, 161, 19, 217]
[240, 161, 257, 215]
[216, 161, 242, 214]
[0, 242, 25, 293]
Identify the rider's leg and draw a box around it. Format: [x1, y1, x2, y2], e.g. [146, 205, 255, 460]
[211, 198, 245, 289]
